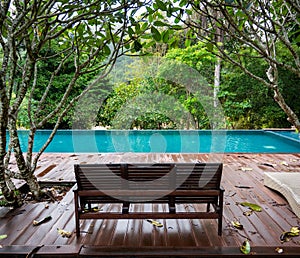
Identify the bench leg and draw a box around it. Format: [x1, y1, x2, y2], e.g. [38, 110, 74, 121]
[168, 197, 176, 214]
[218, 216, 222, 236]
[207, 203, 211, 212]
[218, 189, 224, 236]
[122, 202, 130, 214]
[74, 191, 80, 237]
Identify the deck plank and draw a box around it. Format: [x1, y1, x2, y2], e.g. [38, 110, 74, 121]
[1, 153, 300, 255]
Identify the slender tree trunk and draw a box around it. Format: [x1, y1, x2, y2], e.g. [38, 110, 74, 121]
[8, 116, 41, 199]
[266, 46, 300, 132]
[213, 56, 221, 129]
[273, 87, 300, 131]
[0, 84, 22, 206]
[212, 9, 224, 129]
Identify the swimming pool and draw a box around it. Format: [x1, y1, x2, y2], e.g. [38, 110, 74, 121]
[267, 130, 300, 141]
[14, 130, 300, 153]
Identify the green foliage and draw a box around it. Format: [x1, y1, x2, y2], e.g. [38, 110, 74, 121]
[220, 58, 291, 129]
[97, 81, 143, 128]
[165, 42, 216, 84]
[97, 75, 192, 129]
[98, 43, 217, 130]
[13, 0, 300, 131]
[16, 42, 97, 129]
[152, 0, 300, 130]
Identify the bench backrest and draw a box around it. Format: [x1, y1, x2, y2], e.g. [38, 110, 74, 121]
[74, 164, 123, 190]
[74, 163, 222, 192]
[176, 163, 223, 190]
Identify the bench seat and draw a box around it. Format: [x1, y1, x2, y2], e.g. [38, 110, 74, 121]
[74, 163, 224, 237]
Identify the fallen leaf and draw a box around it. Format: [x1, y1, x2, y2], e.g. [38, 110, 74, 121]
[249, 231, 257, 235]
[0, 235, 7, 240]
[240, 239, 251, 254]
[235, 185, 253, 189]
[260, 163, 276, 168]
[232, 220, 244, 230]
[57, 228, 72, 238]
[240, 167, 253, 172]
[33, 216, 52, 226]
[146, 219, 163, 228]
[290, 226, 300, 235]
[280, 232, 292, 243]
[280, 226, 300, 243]
[243, 210, 253, 216]
[238, 202, 262, 212]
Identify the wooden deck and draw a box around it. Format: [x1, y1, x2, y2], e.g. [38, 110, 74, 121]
[0, 153, 300, 257]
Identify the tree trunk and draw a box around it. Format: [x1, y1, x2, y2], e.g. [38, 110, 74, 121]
[266, 56, 300, 132]
[8, 116, 41, 199]
[273, 87, 300, 132]
[0, 85, 23, 206]
[213, 56, 221, 129]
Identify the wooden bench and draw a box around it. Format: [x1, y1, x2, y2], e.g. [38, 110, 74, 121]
[73, 163, 224, 237]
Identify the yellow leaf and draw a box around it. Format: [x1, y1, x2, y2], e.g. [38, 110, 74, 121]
[290, 226, 300, 235]
[280, 161, 289, 166]
[146, 219, 163, 228]
[57, 228, 72, 238]
[232, 220, 243, 230]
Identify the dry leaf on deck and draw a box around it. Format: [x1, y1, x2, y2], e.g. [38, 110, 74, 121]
[240, 167, 253, 172]
[243, 210, 253, 216]
[280, 227, 299, 243]
[240, 239, 251, 254]
[146, 219, 163, 228]
[260, 163, 276, 168]
[235, 185, 253, 189]
[33, 216, 52, 226]
[237, 202, 262, 212]
[280, 161, 289, 166]
[290, 226, 300, 235]
[231, 220, 244, 230]
[0, 235, 7, 240]
[57, 228, 72, 238]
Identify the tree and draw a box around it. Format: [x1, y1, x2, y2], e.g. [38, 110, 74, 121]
[152, 0, 300, 131]
[0, 0, 152, 206]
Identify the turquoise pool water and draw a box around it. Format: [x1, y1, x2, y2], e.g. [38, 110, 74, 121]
[14, 130, 300, 153]
[268, 130, 300, 141]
